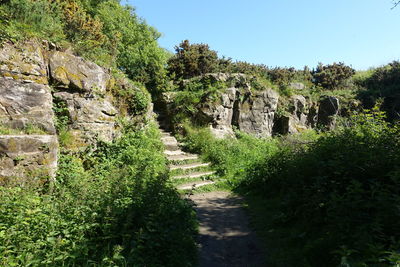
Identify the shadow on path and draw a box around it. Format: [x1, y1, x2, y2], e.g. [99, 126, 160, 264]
[190, 192, 264, 267]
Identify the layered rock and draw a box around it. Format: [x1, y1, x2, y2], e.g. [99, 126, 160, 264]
[317, 96, 340, 130]
[49, 51, 110, 93]
[0, 41, 122, 184]
[0, 135, 58, 185]
[0, 41, 48, 84]
[53, 92, 118, 143]
[236, 89, 279, 137]
[0, 78, 56, 134]
[198, 88, 236, 138]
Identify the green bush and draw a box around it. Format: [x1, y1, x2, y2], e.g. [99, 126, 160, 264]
[182, 124, 279, 186]
[1, 0, 66, 43]
[357, 61, 400, 120]
[1, 0, 169, 92]
[0, 126, 198, 266]
[167, 40, 220, 80]
[313, 62, 355, 90]
[240, 109, 400, 266]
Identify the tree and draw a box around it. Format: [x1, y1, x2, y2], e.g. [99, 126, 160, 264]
[167, 40, 219, 79]
[312, 62, 355, 90]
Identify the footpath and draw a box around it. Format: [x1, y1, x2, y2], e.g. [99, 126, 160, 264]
[158, 117, 263, 266]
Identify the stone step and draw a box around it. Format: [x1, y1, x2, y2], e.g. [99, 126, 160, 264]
[167, 154, 199, 161]
[164, 150, 185, 156]
[177, 180, 216, 190]
[172, 171, 216, 180]
[161, 136, 177, 143]
[169, 162, 210, 171]
[164, 143, 180, 151]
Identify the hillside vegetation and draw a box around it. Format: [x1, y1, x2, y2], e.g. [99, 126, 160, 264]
[0, 1, 197, 266]
[1, 1, 400, 266]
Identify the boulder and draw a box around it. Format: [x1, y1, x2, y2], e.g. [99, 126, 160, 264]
[0, 41, 48, 84]
[285, 95, 309, 133]
[0, 135, 58, 186]
[289, 82, 305, 90]
[237, 89, 279, 137]
[317, 96, 340, 129]
[198, 88, 237, 138]
[0, 78, 56, 134]
[53, 92, 118, 143]
[49, 51, 110, 93]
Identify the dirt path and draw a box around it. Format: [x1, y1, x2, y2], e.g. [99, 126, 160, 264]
[190, 191, 264, 267]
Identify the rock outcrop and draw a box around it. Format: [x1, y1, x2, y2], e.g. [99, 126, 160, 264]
[49, 51, 110, 93]
[0, 78, 56, 134]
[0, 41, 48, 84]
[49, 50, 119, 143]
[198, 83, 279, 138]
[317, 96, 340, 130]
[53, 92, 118, 143]
[236, 89, 279, 137]
[0, 135, 58, 186]
[199, 87, 237, 138]
[0, 41, 123, 184]
[163, 74, 341, 138]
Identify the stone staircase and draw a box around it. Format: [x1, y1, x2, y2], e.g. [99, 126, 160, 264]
[157, 120, 216, 191]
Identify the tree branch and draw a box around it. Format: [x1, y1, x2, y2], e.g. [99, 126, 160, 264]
[392, 0, 400, 9]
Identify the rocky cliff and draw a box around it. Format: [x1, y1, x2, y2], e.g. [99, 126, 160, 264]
[162, 73, 341, 138]
[0, 40, 151, 185]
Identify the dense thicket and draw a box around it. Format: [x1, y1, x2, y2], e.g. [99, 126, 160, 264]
[357, 61, 400, 120]
[182, 109, 400, 266]
[0, 1, 198, 266]
[166, 40, 355, 93]
[0, 126, 198, 266]
[0, 0, 169, 90]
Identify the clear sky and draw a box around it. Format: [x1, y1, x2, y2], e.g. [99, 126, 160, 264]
[123, 0, 400, 70]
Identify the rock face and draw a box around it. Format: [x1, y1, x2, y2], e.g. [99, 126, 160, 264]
[53, 92, 118, 142]
[317, 96, 340, 129]
[49, 51, 110, 93]
[199, 88, 237, 138]
[0, 41, 123, 185]
[275, 95, 311, 135]
[198, 86, 279, 138]
[289, 82, 305, 90]
[0, 78, 56, 134]
[236, 89, 279, 137]
[0, 135, 58, 186]
[165, 74, 342, 138]
[0, 41, 48, 84]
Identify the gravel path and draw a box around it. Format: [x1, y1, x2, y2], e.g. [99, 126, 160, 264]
[190, 192, 264, 267]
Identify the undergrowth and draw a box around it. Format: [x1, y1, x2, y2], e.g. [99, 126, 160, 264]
[0, 125, 198, 266]
[181, 109, 400, 266]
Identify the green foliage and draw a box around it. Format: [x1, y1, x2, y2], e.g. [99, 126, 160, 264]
[0, 0, 169, 91]
[95, 1, 169, 90]
[180, 107, 400, 266]
[0, 0, 66, 43]
[0, 126, 198, 266]
[182, 123, 279, 187]
[313, 62, 355, 90]
[52, 97, 70, 133]
[167, 40, 220, 80]
[239, 108, 400, 266]
[357, 61, 400, 120]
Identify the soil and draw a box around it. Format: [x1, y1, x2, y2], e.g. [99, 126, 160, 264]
[190, 191, 264, 267]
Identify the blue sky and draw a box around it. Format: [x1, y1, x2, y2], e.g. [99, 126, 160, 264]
[123, 0, 400, 70]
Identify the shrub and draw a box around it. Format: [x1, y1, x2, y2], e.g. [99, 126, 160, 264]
[0, 126, 198, 266]
[240, 109, 400, 266]
[357, 61, 400, 120]
[312, 62, 355, 90]
[167, 40, 220, 80]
